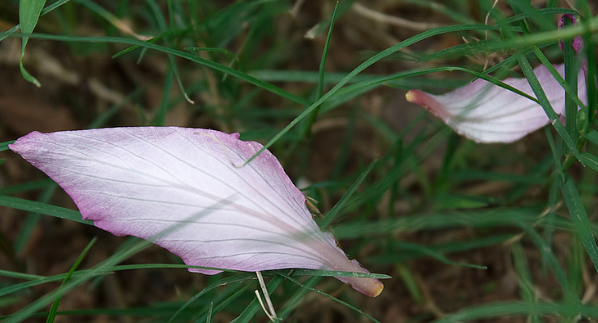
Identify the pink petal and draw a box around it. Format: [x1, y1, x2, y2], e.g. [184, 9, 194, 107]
[558, 14, 583, 53]
[9, 127, 383, 297]
[406, 63, 587, 143]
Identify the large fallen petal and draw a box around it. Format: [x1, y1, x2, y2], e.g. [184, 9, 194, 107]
[9, 127, 383, 297]
[406, 63, 587, 143]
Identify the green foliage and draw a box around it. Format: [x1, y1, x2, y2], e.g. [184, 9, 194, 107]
[1, 0, 598, 322]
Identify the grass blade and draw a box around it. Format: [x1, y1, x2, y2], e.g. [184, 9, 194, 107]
[18, 0, 46, 87]
[560, 175, 598, 274]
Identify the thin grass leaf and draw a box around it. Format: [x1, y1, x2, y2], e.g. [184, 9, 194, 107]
[247, 23, 499, 163]
[276, 275, 320, 320]
[430, 302, 598, 322]
[275, 271, 382, 323]
[560, 175, 598, 274]
[511, 242, 538, 322]
[0, 141, 15, 151]
[46, 238, 97, 323]
[3, 201, 232, 323]
[0, 179, 54, 195]
[153, 65, 174, 126]
[582, 20, 597, 126]
[530, 46, 587, 110]
[518, 223, 579, 306]
[585, 130, 598, 146]
[562, 17, 581, 141]
[288, 269, 390, 280]
[0, 270, 44, 280]
[192, 283, 252, 323]
[0, 196, 91, 225]
[0, 31, 312, 107]
[320, 158, 378, 228]
[167, 274, 256, 323]
[19, 0, 47, 87]
[394, 242, 487, 269]
[517, 56, 582, 163]
[14, 184, 57, 254]
[302, 2, 338, 139]
[579, 152, 598, 172]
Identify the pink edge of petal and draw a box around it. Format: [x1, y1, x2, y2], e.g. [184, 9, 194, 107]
[335, 259, 384, 297]
[405, 89, 451, 122]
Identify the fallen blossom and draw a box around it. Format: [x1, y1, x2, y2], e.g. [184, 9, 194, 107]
[406, 63, 586, 143]
[9, 127, 383, 297]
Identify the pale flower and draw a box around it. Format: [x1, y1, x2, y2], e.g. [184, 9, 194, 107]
[9, 127, 384, 297]
[406, 63, 586, 143]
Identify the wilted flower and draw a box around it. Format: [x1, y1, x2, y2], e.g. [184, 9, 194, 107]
[406, 63, 587, 143]
[558, 14, 583, 53]
[9, 127, 384, 297]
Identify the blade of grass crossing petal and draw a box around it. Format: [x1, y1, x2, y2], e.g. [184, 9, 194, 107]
[46, 238, 97, 323]
[517, 56, 582, 163]
[530, 46, 586, 110]
[289, 269, 390, 279]
[303, 2, 338, 139]
[246, 24, 497, 164]
[19, 0, 46, 87]
[320, 158, 378, 228]
[560, 175, 598, 274]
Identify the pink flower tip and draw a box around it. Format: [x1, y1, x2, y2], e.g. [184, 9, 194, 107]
[558, 14, 583, 53]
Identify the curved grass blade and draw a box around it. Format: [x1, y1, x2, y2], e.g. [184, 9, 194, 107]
[247, 23, 499, 163]
[46, 238, 97, 323]
[18, 0, 46, 87]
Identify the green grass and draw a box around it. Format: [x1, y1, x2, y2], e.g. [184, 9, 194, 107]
[1, 0, 598, 322]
